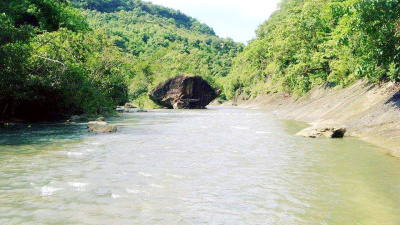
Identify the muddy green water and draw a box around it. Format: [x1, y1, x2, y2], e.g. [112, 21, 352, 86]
[1, 107, 400, 224]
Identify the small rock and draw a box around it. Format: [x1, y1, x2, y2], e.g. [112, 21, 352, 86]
[137, 109, 147, 113]
[88, 121, 117, 133]
[173, 101, 189, 109]
[386, 82, 395, 89]
[96, 117, 106, 122]
[296, 124, 346, 138]
[116, 107, 124, 113]
[65, 120, 76, 125]
[124, 103, 137, 109]
[70, 115, 81, 121]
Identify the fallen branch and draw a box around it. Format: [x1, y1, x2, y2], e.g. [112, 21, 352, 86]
[33, 55, 66, 71]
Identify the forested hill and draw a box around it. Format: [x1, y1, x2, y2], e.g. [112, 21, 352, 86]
[0, 0, 243, 120]
[70, 0, 216, 35]
[223, 0, 400, 99]
[74, 0, 244, 103]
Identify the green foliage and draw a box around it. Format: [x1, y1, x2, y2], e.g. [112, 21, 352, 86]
[70, 0, 216, 35]
[29, 29, 130, 115]
[0, 0, 127, 120]
[75, 0, 243, 106]
[1, 0, 242, 119]
[224, 0, 400, 98]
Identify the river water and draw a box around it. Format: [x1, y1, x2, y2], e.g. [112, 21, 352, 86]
[1, 107, 400, 224]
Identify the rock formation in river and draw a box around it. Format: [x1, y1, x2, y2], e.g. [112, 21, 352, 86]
[296, 124, 346, 138]
[149, 75, 220, 109]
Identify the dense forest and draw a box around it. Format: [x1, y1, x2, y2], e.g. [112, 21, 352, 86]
[0, 0, 243, 120]
[224, 0, 400, 98]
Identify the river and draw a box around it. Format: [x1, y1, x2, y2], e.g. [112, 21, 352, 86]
[1, 107, 400, 224]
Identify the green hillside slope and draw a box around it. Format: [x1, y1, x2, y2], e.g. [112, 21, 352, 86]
[73, 0, 243, 103]
[224, 0, 399, 99]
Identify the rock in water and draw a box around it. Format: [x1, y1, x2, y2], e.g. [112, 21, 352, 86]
[124, 103, 137, 109]
[88, 121, 117, 133]
[296, 124, 346, 138]
[96, 117, 106, 122]
[149, 75, 220, 109]
[70, 115, 81, 121]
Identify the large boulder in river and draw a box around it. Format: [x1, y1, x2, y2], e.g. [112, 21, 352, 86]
[296, 124, 346, 138]
[88, 121, 117, 133]
[149, 75, 221, 109]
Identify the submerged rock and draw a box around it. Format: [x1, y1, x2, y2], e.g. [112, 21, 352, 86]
[149, 75, 220, 109]
[296, 124, 346, 138]
[88, 121, 117, 133]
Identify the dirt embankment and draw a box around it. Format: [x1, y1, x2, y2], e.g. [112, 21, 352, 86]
[235, 81, 400, 157]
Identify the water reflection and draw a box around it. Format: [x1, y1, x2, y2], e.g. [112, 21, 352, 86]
[0, 123, 87, 145]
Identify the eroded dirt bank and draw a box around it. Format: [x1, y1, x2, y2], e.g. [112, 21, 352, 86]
[234, 81, 400, 157]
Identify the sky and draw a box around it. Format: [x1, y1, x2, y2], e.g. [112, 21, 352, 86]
[143, 0, 282, 44]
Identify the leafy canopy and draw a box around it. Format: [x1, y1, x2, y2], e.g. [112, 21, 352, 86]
[224, 0, 400, 98]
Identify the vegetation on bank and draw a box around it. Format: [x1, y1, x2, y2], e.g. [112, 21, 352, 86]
[1, 0, 398, 120]
[0, 0, 243, 120]
[224, 0, 400, 98]
[0, 0, 128, 120]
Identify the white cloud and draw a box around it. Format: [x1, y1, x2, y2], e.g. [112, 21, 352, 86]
[143, 0, 281, 43]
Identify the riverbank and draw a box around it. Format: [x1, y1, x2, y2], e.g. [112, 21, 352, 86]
[231, 81, 400, 157]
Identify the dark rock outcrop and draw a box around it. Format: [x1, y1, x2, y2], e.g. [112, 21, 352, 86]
[149, 75, 220, 109]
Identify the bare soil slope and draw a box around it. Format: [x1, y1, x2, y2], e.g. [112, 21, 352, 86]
[236, 81, 400, 157]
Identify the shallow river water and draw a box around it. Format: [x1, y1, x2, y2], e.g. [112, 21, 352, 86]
[1, 107, 400, 224]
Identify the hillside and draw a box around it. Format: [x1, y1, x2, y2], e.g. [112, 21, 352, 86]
[73, 0, 244, 104]
[224, 0, 399, 99]
[0, 0, 243, 120]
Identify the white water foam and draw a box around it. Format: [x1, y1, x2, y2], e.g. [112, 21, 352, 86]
[68, 182, 87, 188]
[111, 194, 122, 199]
[41, 186, 63, 196]
[139, 172, 153, 177]
[67, 152, 84, 157]
[231, 126, 250, 130]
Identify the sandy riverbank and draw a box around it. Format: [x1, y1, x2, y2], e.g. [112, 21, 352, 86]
[230, 81, 400, 157]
